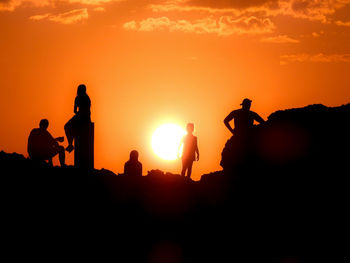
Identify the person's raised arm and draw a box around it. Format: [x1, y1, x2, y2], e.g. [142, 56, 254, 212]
[253, 112, 265, 125]
[224, 111, 235, 135]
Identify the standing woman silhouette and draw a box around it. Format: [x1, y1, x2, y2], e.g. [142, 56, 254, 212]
[64, 84, 91, 153]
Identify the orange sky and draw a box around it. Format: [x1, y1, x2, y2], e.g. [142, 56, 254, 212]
[1, 0, 350, 180]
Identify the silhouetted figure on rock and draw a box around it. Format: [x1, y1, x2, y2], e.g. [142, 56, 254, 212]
[180, 123, 199, 179]
[64, 84, 91, 153]
[222, 98, 265, 170]
[124, 150, 142, 177]
[224, 98, 265, 136]
[28, 119, 65, 167]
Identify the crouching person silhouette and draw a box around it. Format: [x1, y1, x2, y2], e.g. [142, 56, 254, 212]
[180, 123, 199, 179]
[124, 150, 142, 177]
[64, 84, 91, 153]
[28, 119, 65, 167]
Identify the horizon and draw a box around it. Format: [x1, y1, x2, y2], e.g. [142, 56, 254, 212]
[1, 0, 350, 180]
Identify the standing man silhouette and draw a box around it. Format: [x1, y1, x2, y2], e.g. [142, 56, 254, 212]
[64, 84, 91, 153]
[28, 119, 65, 167]
[224, 98, 265, 136]
[124, 150, 142, 177]
[180, 123, 199, 179]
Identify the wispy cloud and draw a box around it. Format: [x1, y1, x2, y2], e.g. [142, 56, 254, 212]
[93, 6, 106, 12]
[335, 20, 350, 26]
[67, 0, 123, 5]
[149, 2, 242, 15]
[123, 20, 137, 30]
[149, 0, 350, 23]
[0, 0, 123, 11]
[280, 53, 350, 65]
[185, 0, 278, 9]
[276, 0, 349, 23]
[29, 13, 50, 20]
[261, 34, 300, 43]
[29, 8, 88, 24]
[123, 15, 275, 36]
[0, 0, 50, 11]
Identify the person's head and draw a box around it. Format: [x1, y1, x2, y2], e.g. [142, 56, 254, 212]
[130, 150, 139, 161]
[187, 123, 194, 134]
[77, 84, 87, 96]
[39, 119, 49, 130]
[241, 98, 252, 110]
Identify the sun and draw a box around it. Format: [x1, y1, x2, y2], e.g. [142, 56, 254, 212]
[152, 123, 186, 161]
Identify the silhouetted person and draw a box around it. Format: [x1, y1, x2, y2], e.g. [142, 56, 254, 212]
[124, 150, 142, 177]
[64, 84, 91, 153]
[224, 98, 265, 136]
[180, 123, 199, 179]
[28, 119, 65, 167]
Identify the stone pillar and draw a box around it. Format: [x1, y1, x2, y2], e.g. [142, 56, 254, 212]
[74, 122, 94, 170]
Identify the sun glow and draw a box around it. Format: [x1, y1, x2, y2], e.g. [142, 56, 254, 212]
[152, 124, 186, 161]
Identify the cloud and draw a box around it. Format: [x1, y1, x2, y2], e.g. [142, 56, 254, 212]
[123, 15, 275, 36]
[185, 0, 278, 9]
[29, 12, 50, 20]
[0, 0, 123, 11]
[67, 0, 123, 5]
[0, 0, 50, 11]
[123, 20, 137, 30]
[335, 20, 350, 26]
[223, 15, 275, 34]
[311, 31, 324, 37]
[93, 6, 106, 11]
[149, 0, 274, 15]
[276, 0, 348, 23]
[149, 0, 350, 23]
[29, 8, 88, 24]
[261, 34, 299, 43]
[280, 53, 350, 65]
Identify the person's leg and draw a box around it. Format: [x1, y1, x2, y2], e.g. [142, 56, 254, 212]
[58, 146, 66, 167]
[186, 161, 194, 178]
[64, 120, 73, 145]
[46, 146, 64, 167]
[65, 116, 76, 152]
[43, 150, 53, 166]
[46, 147, 57, 167]
[64, 119, 74, 148]
[181, 158, 187, 177]
[181, 167, 186, 177]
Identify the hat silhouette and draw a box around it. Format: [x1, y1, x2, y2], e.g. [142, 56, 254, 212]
[240, 98, 252, 105]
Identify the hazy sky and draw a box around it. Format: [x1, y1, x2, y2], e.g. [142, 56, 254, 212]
[1, 0, 350, 180]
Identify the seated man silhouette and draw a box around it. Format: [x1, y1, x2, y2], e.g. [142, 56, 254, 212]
[28, 119, 65, 167]
[124, 150, 142, 177]
[64, 84, 91, 153]
[224, 98, 265, 136]
[180, 123, 199, 179]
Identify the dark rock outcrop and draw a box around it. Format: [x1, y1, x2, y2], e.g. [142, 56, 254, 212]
[221, 103, 350, 174]
[1, 104, 349, 262]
